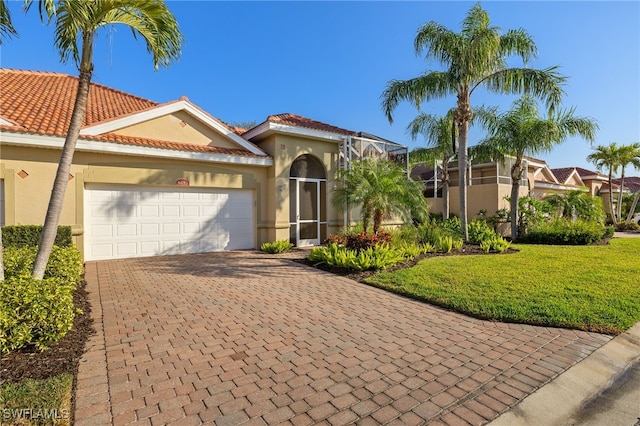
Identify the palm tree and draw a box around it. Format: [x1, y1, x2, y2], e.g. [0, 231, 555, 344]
[407, 110, 457, 219]
[333, 159, 429, 234]
[30, 0, 183, 279]
[0, 0, 17, 43]
[381, 2, 565, 241]
[587, 143, 623, 222]
[614, 143, 640, 222]
[476, 96, 597, 241]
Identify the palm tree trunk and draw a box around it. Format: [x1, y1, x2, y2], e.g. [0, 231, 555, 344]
[607, 169, 617, 223]
[617, 171, 626, 222]
[32, 33, 94, 280]
[373, 209, 384, 234]
[457, 121, 469, 241]
[626, 192, 640, 224]
[442, 180, 450, 220]
[510, 161, 523, 241]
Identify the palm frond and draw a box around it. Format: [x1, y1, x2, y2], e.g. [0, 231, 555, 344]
[0, 0, 17, 42]
[500, 28, 537, 64]
[381, 72, 456, 123]
[481, 66, 566, 113]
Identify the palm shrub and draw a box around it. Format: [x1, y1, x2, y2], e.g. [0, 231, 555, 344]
[261, 240, 294, 254]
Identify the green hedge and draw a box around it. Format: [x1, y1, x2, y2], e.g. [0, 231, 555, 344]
[0, 245, 83, 354]
[0, 276, 76, 354]
[520, 219, 613, 245]
[1, 225, 73, 248]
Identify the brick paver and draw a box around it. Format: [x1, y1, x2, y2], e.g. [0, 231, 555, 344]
[75, 251, 611, 425]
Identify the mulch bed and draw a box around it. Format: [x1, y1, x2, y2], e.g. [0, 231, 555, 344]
[0, 281, 94, 385]
[295, 244, 518, 282]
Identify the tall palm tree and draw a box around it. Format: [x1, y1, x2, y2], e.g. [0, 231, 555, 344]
[30, 0, 183, 279]
[614, 143, 640, 221]
[476, 96, 597, 240]
[407, 110, 457, 219]
[333, 159, 429, 233]
[381, 2, 565, 241]
[587, 143, 623, 222]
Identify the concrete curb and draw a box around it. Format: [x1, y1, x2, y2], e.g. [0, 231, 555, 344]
[488, 322, 640, 426]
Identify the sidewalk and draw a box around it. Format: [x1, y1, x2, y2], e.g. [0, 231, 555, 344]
[489, 322, 640, 426]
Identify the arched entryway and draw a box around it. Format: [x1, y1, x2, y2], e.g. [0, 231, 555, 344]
[289, 154, 327, 247]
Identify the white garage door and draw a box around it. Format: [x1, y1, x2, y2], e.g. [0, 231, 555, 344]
[84, 184, 254, 261]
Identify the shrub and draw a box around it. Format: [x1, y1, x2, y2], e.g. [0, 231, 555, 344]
[437, 236, 454, 253]
[261, 240, 294, 254]
[0, 276, 76, 354]
[307, 243, 405, 271]
[615, 221, 640, 232]
[343, 229, 393, 252]
[480, 235, 511, 253]
[389, 226, 419, 246]
[520, 219, 610, 245]
[3, 246, 83, 285]
[1, 225, 73, 248]
[452, 238, 464, 251]
[468, 219, 497, 245]
[394, 242, 429, 259]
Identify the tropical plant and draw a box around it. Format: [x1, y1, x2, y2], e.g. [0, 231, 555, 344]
[382, 2, 565, 241]
[260, 240, 294, 254]
[408, 109, 457, 219]
[544, 190, 606, 224]
[27, 0, 183, 279]
[0, 0, 16, 43]
[476, 96, 597, 240]
[333, 159, 429, 234]
[587, 143, 624, 222]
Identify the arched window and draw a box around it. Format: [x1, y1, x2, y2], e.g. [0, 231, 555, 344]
[290, 154, 326, 179]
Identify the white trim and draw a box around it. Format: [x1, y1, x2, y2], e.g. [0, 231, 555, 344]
[0, 117, 15, 126]
[80, 100, 266, 156]
[534, 181, 588, 191]
[244, 121, 346, 142]
[0, 132, 272, 167]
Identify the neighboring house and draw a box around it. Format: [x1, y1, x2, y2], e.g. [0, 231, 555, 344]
[411, 156, 584, 218]
[0, 69, 407, 260]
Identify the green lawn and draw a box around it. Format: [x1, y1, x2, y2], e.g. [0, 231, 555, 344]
[364, 238, 640, 334]
[0, 373, 73, 425]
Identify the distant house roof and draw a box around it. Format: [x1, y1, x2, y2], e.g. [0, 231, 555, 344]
[550, 167, 575, 184]
[574, 166, 607, 180]
[0, 68, 266, 158]
[613, 176, 640, 193]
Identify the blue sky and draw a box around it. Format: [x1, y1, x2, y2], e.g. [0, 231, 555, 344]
[2, 1, 639, 175]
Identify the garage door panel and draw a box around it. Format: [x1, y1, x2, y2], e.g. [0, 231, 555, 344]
[85, 185, 254, 260]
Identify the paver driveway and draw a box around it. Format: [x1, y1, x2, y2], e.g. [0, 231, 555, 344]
[75, 251, 611, 425]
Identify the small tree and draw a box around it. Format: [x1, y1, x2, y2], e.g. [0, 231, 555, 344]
[333, 159, 429, 234]
[587, 143, 624, 222]
[614, 143, 640, 221]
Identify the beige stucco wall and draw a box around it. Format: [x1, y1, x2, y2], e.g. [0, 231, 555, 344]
[442, 183, 526, 218]
[1, 144, 268, 258]
[254, 134, 343, 242]
[113, 111, 240, 150]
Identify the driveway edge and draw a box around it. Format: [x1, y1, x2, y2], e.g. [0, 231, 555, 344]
[74, 262, 112, 425]
[488, 322, 640, 426]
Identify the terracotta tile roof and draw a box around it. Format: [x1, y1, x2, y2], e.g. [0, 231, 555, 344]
[613, 177, 640, 193]
[0, 69, 267, 158]
[551, 167, 576, 184]
[574, 166, 606, 179]
[0, 69, 157, 136]
[267, 113, 356, 136]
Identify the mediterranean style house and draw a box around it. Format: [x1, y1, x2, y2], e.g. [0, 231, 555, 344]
[0, 69, 407, 261]
[411, 157, 637, 219]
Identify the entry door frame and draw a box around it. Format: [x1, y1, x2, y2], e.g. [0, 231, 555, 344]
[290, 177, 325, 247]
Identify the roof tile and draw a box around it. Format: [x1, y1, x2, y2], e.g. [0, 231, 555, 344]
[267, 113, 356, 136]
